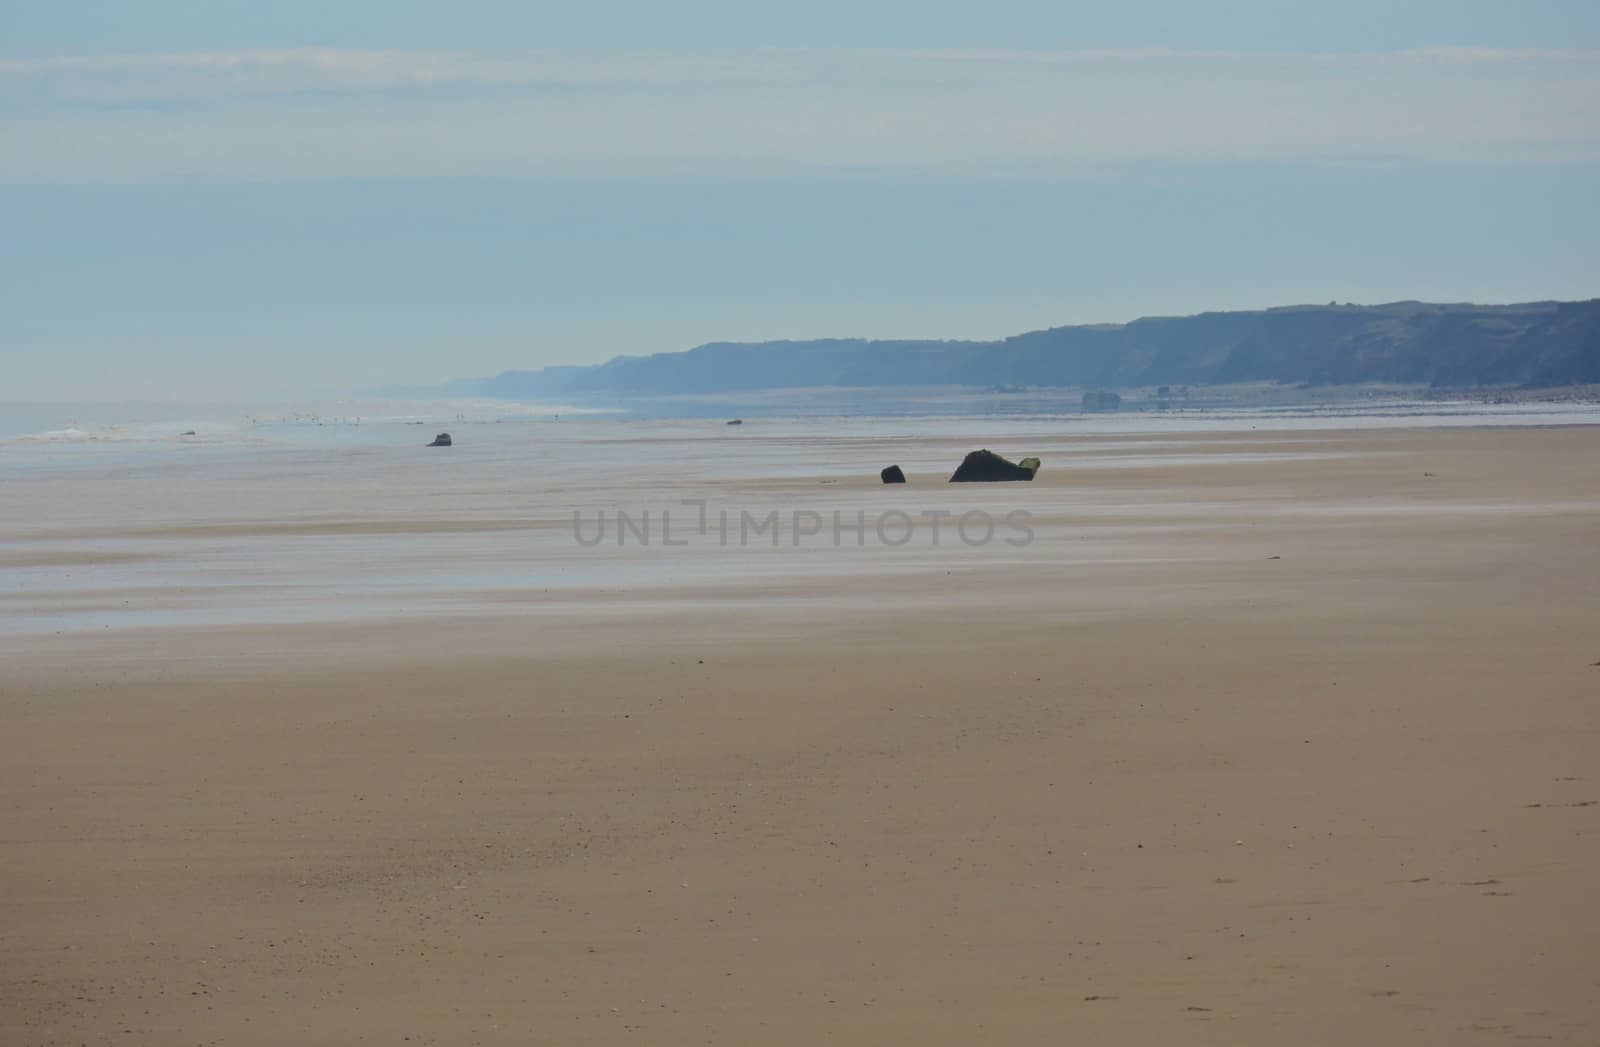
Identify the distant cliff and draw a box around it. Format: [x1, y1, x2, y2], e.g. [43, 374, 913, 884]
[465, 300, 1600, 397]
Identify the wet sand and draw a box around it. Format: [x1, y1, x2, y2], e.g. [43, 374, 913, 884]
[3, 425, 1598, 1045]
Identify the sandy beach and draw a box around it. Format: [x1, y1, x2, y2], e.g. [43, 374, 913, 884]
[3, 421, 1598, 1045]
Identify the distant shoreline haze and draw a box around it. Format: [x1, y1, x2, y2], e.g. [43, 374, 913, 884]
[436, 300, 1600, 399]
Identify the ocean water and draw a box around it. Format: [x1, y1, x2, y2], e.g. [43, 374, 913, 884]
[3, 397, 1598, 643]
[0, 399, 610, 463]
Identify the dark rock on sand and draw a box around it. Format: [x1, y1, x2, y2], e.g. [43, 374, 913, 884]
[949, 450, 1039, 482]
[428, 433, 453, 447]
[726, 419, 744, 426]
[881, 465, 906, 484]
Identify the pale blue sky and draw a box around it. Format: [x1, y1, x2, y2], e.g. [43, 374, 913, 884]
[3, 2, 1598, 399]
[7, 2, 1600, 54]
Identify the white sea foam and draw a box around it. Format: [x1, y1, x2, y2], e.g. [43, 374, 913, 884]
[1, 420, 251, 446]
[0, 398, 617, 449]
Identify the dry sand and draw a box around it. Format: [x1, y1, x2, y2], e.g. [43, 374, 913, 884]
[3, 426, 1598, 1045]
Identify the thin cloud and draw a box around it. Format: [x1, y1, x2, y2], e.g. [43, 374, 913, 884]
[2, 47, 1596, 181]
[5, 45, 1596, 100]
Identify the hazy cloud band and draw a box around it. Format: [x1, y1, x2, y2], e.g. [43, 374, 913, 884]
[3, 47, 1597, 181]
